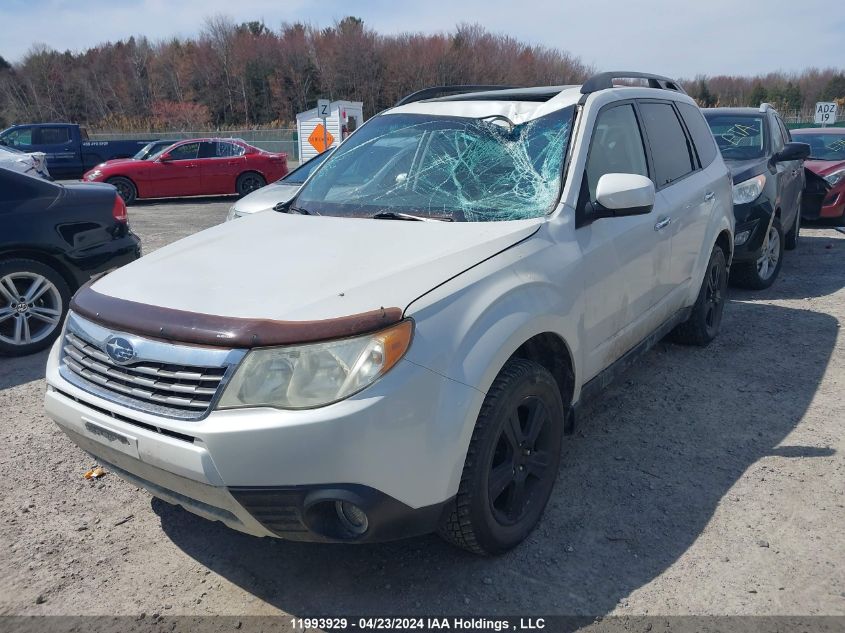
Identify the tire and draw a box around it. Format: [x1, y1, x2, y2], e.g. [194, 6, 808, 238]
[670, 244, 728, 347]
[0, 259, 71, 357]
[438, 358, 564, 555]
[784, 196, 800, 251]
[236, 172, 266, 197]
[106, 177, 137, 205]
[730, 218, 783, 290]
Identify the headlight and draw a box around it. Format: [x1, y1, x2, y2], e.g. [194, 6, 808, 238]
[732, 174, 766, 205]
[225, 205, 239, 221]
[825, 168, 845, 187]
[86, 170, 102, 181]
[217, 320, 414, 410]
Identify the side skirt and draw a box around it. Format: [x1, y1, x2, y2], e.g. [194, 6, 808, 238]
[573, 306, 693, 421]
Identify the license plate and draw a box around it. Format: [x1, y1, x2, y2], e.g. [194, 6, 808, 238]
[82, 418, 140, 459]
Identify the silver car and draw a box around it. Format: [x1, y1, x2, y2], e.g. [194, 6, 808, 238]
[225, 151, 331, 221]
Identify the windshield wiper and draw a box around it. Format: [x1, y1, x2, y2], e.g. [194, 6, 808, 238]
[274, 201, 312, 215]
[372, 211, 452, 222]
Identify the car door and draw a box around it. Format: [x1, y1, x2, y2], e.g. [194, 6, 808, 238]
[775, 116, 801, 227]
[576, 101, 672, 380]
[197, 140, 246, 194]
[641, 101, 714, 299]
[154, 141, 202, 197]
[767, 114, 796, 227]
[30, 126, 77, 178]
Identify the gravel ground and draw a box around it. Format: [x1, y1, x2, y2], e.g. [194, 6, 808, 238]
[0, 199, 843, 618]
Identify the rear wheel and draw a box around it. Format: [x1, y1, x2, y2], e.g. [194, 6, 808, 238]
[670, 244, 727, 346]
[107, 177, 137, 205]
[438, 358, 564, 555]
[731, 219, 783, 290]
[0, 259, 70, 357]
[236, 172, 266, 197]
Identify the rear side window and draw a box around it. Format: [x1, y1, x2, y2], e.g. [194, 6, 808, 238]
[33, 127, 71, 145]
[677, 103, 717, 168]
[639, 102, 696, 187]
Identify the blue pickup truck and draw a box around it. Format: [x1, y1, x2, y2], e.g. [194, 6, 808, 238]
[0, 123, 155, 179]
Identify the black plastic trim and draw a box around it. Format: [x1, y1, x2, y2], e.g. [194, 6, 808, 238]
[229, 484, 453, 543]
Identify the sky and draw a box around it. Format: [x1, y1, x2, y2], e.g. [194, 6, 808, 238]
[0, 0, 843, 78]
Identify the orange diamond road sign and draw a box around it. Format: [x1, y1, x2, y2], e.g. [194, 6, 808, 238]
[308, 124, 334, 152]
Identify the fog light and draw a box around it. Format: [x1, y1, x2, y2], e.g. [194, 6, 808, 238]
[734, 230, 751, 246]
[335, 501, 368, 535]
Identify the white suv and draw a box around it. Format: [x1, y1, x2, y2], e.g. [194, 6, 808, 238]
[45, 72, 733, 555]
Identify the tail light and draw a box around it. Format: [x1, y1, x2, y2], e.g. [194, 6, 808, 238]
[112, 194, 127, 222]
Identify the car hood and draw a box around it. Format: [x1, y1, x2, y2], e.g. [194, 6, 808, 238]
[723, 157, 769, 184]
[90, 210, 542, 322]
[804, 159, 845, 178]
[233, 181, 300, 215]
[95, 158, 142, 170]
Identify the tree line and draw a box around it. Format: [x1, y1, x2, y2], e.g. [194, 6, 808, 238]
[0, 17, 842, 132]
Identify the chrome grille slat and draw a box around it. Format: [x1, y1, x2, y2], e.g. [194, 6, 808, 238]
[60, 315, 243, 420]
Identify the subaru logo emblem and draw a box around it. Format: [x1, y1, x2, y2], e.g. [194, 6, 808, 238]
[105, 336, 136, 364]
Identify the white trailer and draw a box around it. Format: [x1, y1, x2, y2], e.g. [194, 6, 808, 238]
[296, 100, 364, 162]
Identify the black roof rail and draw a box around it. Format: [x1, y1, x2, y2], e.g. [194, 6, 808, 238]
[580, 71, 686, 95]
[395, 85, 519, 106]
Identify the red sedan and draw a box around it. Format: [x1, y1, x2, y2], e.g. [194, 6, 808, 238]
[83, 138, 288, 204]
[792, 128, 845, 220]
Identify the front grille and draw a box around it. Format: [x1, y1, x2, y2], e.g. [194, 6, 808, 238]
[60, 313, 244, 420]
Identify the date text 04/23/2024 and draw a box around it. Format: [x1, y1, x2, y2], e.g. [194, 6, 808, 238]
[289, 618, 547, 630]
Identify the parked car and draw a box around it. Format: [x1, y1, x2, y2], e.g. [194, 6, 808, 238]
[83, 138, 289, 204]
[44, 73, 733, 554]
[0, 123, 154, 180]
[703, 105, 810, 289]
[790, 128, 845, 221]
[0, 144, 51, 179]
[0, 167, 140, 357]
[226, 150, 332, 221]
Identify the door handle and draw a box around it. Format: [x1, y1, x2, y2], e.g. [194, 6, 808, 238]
[654, 217, 671, 231]
[704, 191, 715, 202]
[185, 164, 198, 168]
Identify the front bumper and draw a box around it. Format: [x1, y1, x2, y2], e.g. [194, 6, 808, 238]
[819, 189, 845, 219]
[44, 338, 479, 543]
[731, 198, 773, 263]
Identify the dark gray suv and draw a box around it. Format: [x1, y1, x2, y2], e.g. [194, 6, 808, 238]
[703, 104, 810, 289]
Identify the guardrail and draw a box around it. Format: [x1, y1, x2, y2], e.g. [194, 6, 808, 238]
[88, 129, 300, 159]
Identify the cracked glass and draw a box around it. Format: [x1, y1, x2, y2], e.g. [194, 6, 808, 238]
[294, 107, 575, 222]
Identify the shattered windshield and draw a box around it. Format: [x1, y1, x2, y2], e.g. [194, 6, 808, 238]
[705, 115, 766, 160]
[294, 108, 574, 222]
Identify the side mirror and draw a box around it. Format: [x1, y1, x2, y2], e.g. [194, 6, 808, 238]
[158, 153, 173, 162]
[775, 142, 810, 163]
[589, 173, 655, 219]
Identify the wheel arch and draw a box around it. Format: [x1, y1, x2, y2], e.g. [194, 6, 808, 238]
[0, 248, 79, 292]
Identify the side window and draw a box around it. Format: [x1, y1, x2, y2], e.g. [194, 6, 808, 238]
[639, 102, 696, 187]
[217, 142, 245, 157]
[677, 102, 717, 168]
[197, 142, 218, 158]
[33, 127, 71, 145]
[769, 116, 784, 154]
[584, 104, 649, 200]
[1, 128, 32, 148]
[168, 142, 200, 161]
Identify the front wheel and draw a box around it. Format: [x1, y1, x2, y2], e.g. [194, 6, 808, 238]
[236, 172, 266, 197]
[106, 177, 137, 205]
[438, 358, 564, 555]
[670, 244, 727, 346]
[731, 219, 783, 290]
